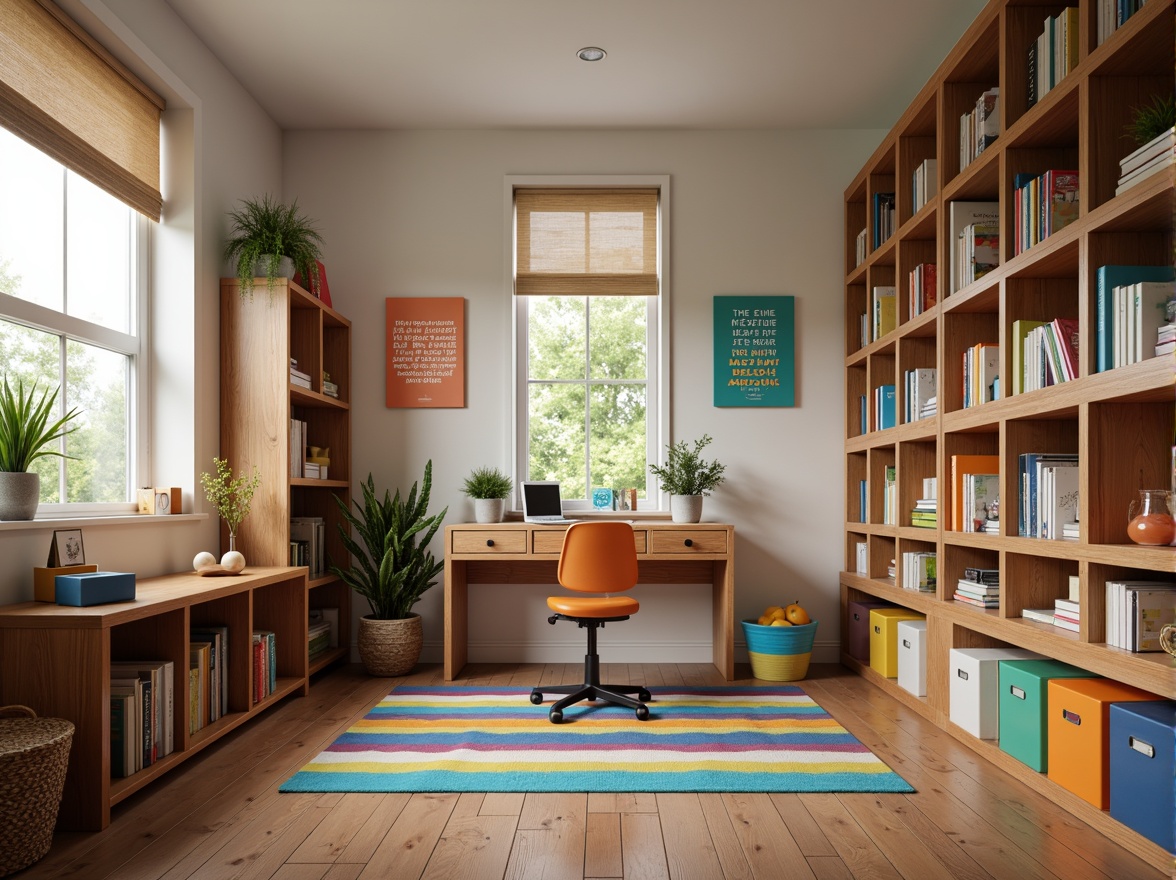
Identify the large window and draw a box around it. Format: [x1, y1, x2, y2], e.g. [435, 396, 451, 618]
[0, 127, 146, 509]
[512, 180, 667, 508]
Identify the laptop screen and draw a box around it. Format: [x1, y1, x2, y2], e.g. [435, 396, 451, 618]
[522, 481, 563, 518]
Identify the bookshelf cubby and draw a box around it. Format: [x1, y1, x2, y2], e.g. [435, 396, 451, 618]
[220, 278, 353, 674]
[0, 567, 308, 831]
[841, 0, 1174, 869]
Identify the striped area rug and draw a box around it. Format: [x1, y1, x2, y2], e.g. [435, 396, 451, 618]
[280, 686, 913, 793]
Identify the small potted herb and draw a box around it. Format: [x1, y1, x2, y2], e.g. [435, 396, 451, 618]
[0, 377, 80, 520]
[648, 434, 726, 523]
[461, 466, 513, 523]
[223, 194, 324, 299]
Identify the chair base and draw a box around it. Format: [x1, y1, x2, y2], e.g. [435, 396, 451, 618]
[531, 616, 651, 723]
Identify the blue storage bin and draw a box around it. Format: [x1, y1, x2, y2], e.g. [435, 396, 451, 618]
[1109, 700, 1175, 853]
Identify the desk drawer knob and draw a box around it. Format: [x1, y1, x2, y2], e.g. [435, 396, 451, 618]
[684, 538, 693, 547]
[486, 539, 494, 547]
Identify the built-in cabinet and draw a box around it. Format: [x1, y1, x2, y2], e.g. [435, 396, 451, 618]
[841, 0, 1174, 869]
[220, 278, 352, 674]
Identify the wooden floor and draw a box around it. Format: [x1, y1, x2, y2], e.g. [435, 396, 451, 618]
[22, 662, 1168, 880]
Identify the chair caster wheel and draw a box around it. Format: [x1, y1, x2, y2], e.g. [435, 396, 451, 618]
[638, 689, 652, 702]
[530, 691, 543, 705]
[549, 709, 563, 724]
[636, 705, 650, 721]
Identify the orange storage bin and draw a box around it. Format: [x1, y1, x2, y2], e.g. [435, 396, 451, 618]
[1046, 678, 1158, 808]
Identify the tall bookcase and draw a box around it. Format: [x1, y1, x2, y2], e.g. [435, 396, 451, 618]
[220, 277, 352, 673]
[841, 0, 1174, 869]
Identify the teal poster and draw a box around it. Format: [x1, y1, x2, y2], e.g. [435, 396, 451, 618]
[713, 295, 795, 407]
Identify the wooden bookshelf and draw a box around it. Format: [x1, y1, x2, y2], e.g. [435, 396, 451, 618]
[842, 0, 1174, 870]
[0, 567, 308, 831]
[220, 278, 352, 673]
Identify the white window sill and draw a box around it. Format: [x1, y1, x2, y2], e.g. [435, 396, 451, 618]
[0, 513, 207, 532]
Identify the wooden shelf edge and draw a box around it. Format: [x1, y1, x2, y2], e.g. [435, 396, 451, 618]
[309, 646, 349, 676]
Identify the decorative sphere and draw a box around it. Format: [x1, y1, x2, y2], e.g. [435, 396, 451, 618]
[193, 551, 217, 572]
[220, 550, 246, 573]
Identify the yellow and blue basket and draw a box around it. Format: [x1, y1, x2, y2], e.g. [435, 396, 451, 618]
[741, 619, 819, 681]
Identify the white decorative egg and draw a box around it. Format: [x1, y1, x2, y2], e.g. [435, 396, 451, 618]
[193, 551, 217, 572]
[220, 550, 246, 573]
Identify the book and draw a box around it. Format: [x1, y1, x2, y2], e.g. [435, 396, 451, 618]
[1095, 266, 1175, 372]
[190, 626, 230, 719]
[1044, 170, 1079, 237]
[876, 384, 896, 431]
[1018, 452, 1078, 537]
[1049, 317, 1079, 381]
[873, 286, 897, 341]
[905, 368, 936, 423]
[1131, 587, 1176, 652]
[1021, 608, 1056, 625]
[950, 454, 1000, 531]
[964, 567, 1000, 584]
[110, 660, 173, 759]
[1120, 126, 1175, 172]
[1134, 280, 1175, 364]
[949, 202, 999, 294]
[1039, 462, 1079, 540]
[954, 592, 1000, 609]
[309, 607, 340, 648]
[109, 693, 135, 778]
[963, 473, 999, 533]
[189, 642, 211, 732]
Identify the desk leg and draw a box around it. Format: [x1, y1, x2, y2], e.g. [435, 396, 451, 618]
[713, 558, 734, 680]
[444, 559, 468, 680]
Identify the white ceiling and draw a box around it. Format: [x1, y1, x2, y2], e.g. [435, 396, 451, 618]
[162, 0, 988, 131]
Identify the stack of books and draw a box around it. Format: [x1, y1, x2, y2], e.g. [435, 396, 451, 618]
[289, 358, 312, 389]
[1115, 126, 1173, 196]
[1157, 322, 1175, 358]
[309, 607, 340, 650]
[252, 630, 277, 702]
[955, 568, 1000, 609]
[322, 377, 339, 399]
[908, 263, 937, 318]
[1109, 281, 1174, 367]
[962, 342, 999, 408]
[1012, 317, 1079, 393]
[290, 516, 326, 577]
[110, 660, 174, 778]
[960, 87, 999, 171]
[912, 159, 938, 213]
[958, 223, 999, 288]
[1106, 580, 1176, 652]
[961, 471, 999, 533]
[901, 551, 936, 592]
[949, 201, 999, 294]
[308, 620, 331, 659]
[1052, 597, 1080, 632]
[1013, 170, 1079, 255]
[904, 368, 936, 423]
[910, 477, 937, 529]
[1027, 8, 1078, 108]
[289, 418, 308, 478]
[1097, 0, 1144, 44]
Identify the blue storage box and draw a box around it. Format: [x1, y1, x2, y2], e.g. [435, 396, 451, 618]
[54, 571, 136, 606]
[1109, 700, 1175, 853]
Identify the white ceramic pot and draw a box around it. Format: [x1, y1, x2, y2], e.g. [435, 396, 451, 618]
[0, 471, 40, 521]
[473, 498, 506, 523]
[252, 255, 295, 279]
[670, 494, 704, 523]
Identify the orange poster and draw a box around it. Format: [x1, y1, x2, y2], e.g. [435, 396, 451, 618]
[385, 297, 466, 408]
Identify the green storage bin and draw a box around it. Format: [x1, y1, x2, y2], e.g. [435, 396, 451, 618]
[998, 658, 1094, 771]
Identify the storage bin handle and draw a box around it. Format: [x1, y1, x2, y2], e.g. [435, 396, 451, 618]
[1062, 709, 1081, 726]
[1128, 736, 1154, 758]
[1009, 685, 1026, 700]
[0, 705, 36, 719]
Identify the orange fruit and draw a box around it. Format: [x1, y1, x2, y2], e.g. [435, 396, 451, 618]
[784, 603, 811, 625]
[770, 618, 793, 627]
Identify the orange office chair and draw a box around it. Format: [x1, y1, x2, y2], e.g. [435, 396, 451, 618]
[529, 521, 651, 723]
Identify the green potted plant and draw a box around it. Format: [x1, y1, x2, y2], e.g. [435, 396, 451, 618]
[461, 465, 512, 523]
[223, 194, 324, 300]
[1123, 93, 1175, 147]
[199, 457, 261, 567]
[0, 377, 81, 521]
[332, 462, 448, 676]
[648, 434, 727, 523]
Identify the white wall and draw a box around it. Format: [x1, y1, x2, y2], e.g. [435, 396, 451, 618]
[283, 128, 884, 664]
[0, 1, 281, 604]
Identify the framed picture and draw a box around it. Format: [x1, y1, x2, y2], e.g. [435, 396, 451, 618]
[50, 529, 85, 567]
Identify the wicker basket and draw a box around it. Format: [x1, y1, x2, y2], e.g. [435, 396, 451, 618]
[357, 612, 423, 676]
[0, 705, 74, 877]
[741, 619, 819, 681]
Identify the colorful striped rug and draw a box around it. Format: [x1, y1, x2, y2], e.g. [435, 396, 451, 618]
[280, 685, 912, 794]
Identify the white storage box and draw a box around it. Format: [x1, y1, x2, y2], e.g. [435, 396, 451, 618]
[896, 619, 928, 697]
[949, 647, 1041, 739]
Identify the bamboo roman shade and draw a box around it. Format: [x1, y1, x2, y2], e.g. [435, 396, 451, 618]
[515, 188, 659, 296]
[0, 0, 164, 220]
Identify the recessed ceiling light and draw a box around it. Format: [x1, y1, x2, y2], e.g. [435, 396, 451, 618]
[577, 47, 607, 62]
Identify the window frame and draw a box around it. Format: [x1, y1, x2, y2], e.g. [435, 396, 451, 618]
[506, 174, 670, 511]
[0, 166, 149, 517]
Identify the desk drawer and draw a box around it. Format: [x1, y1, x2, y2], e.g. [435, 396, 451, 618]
[650, 530, 728, 554]
[532, 529, 648, 555]
[450, 530, 528, 555]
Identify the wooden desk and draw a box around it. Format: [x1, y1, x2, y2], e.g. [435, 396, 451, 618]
[444, 522, 735, 680]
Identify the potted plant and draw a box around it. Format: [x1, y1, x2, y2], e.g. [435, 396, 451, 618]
[648, 434, 726, 523]
[461, 466, 512, 523]
[223, 194, 324, 299]
[0, 377, 80, 521]
[332, 462, 448, 676]
[199, 457, 261, 567]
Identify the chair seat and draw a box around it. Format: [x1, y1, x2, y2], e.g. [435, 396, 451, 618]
[547, 595, 639, 618]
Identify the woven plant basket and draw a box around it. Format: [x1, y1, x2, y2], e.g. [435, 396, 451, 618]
[0, 705, 74, 877]
[357, 612, 423, 676]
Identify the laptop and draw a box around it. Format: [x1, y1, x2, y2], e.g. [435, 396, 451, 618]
[521, 481, 574, 524]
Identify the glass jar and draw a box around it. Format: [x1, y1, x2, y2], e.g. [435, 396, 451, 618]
[1126, 489, 1176, 546]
